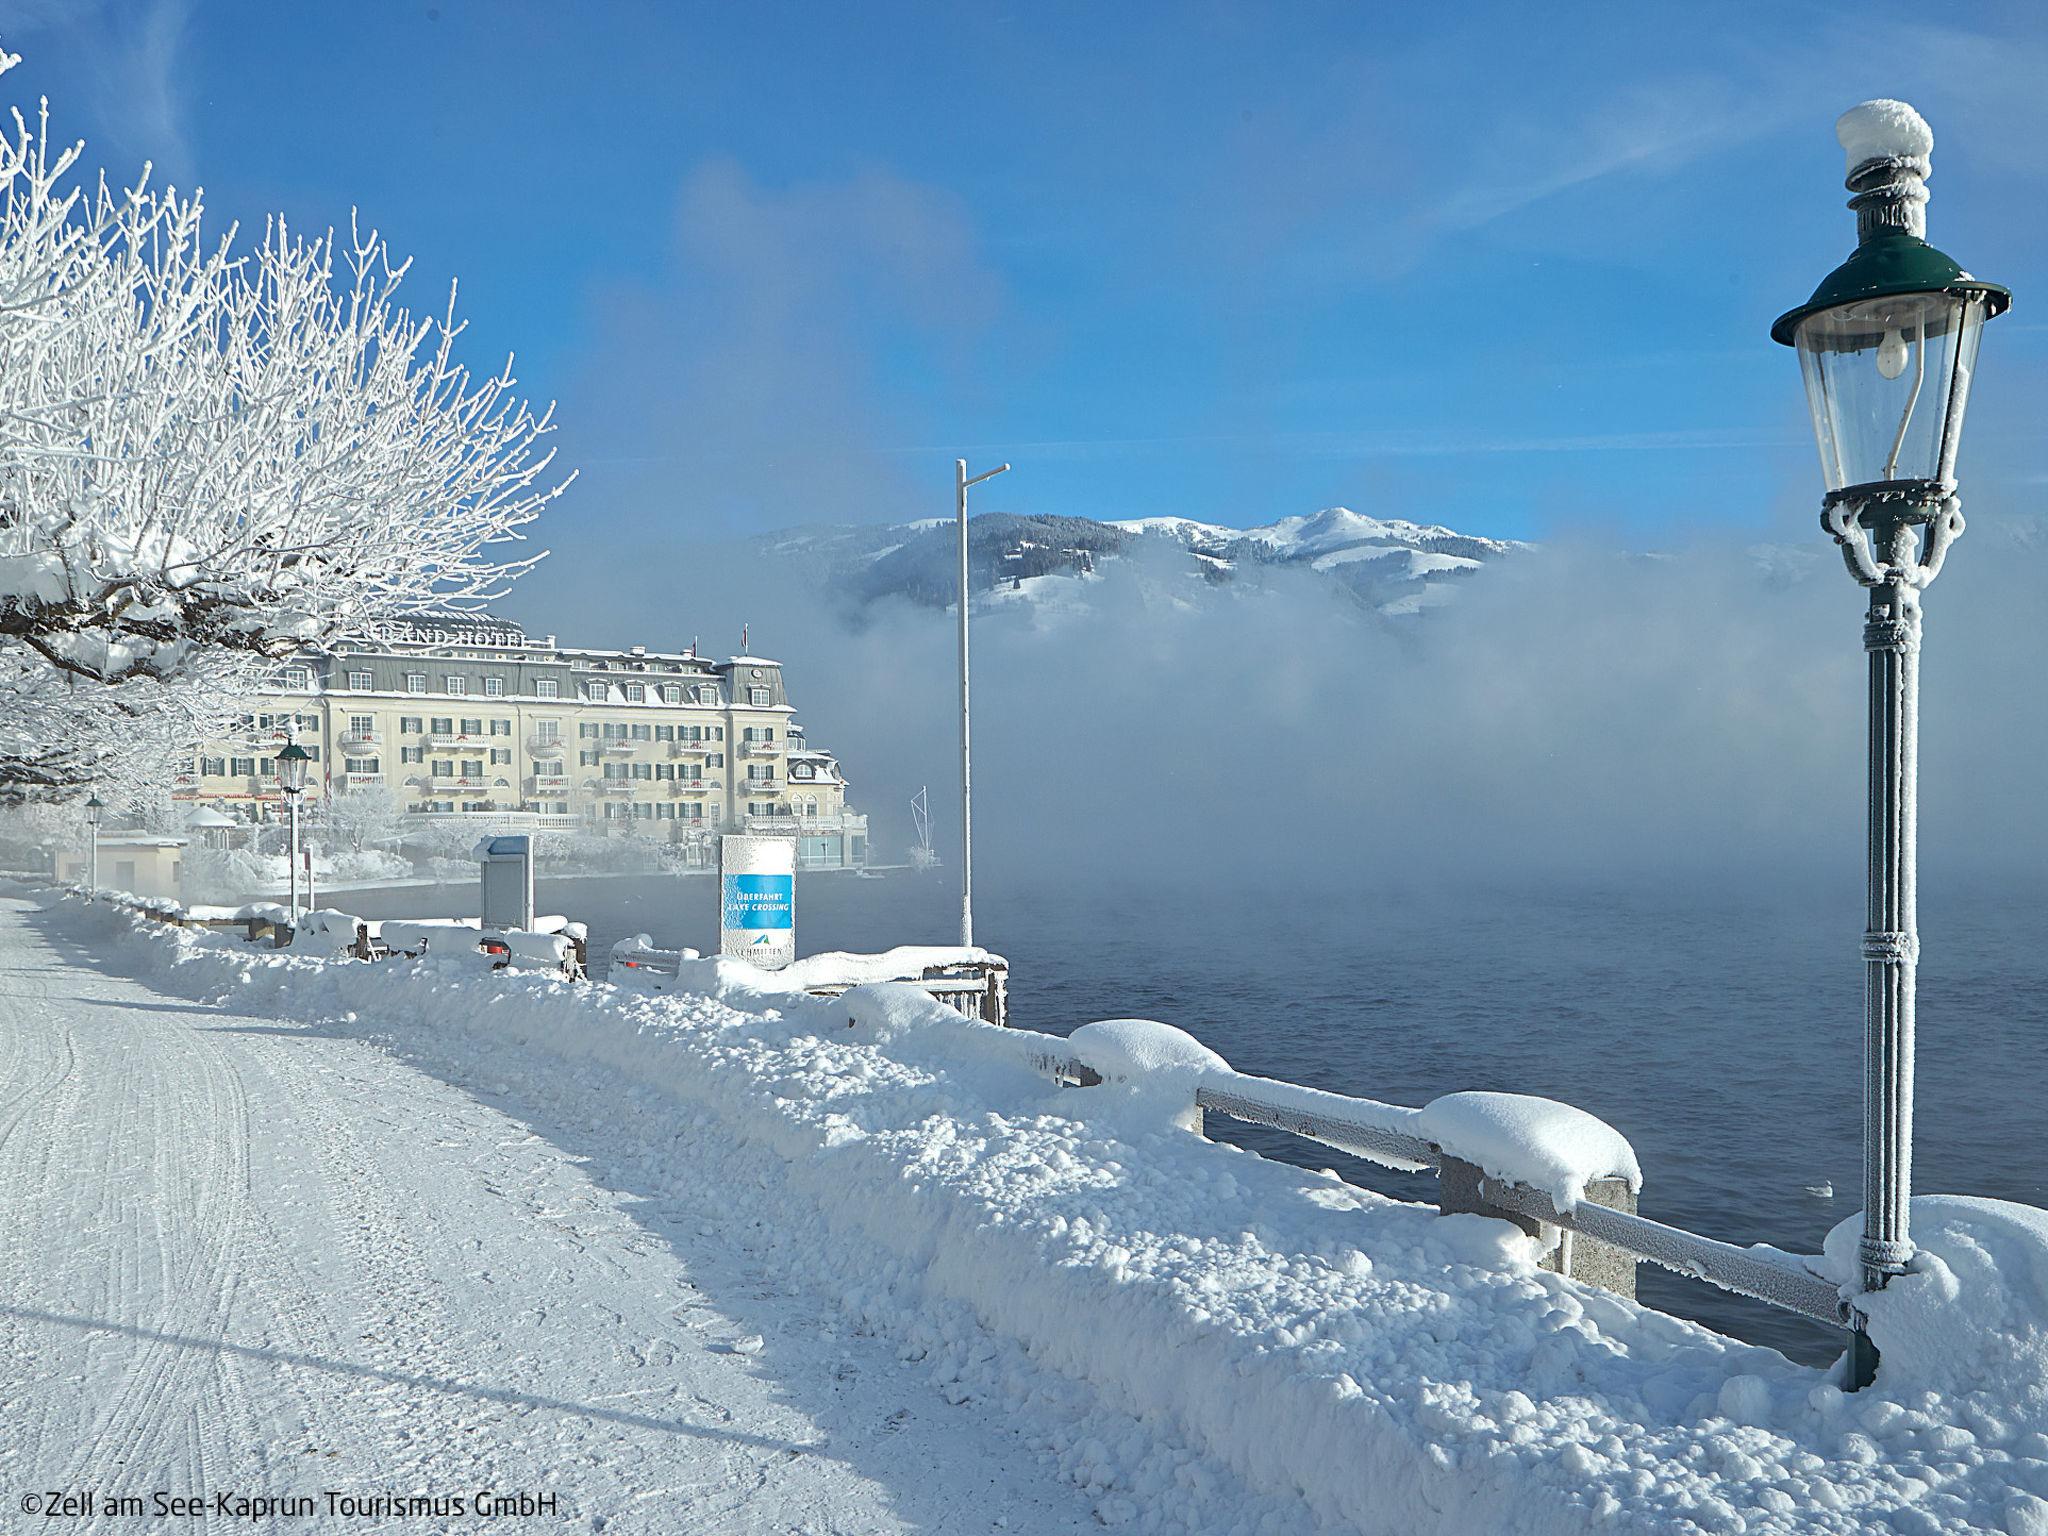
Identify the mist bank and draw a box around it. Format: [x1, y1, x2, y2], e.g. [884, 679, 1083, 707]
[510, 513, 2048, 896]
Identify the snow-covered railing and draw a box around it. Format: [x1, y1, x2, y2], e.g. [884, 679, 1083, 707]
[1024, 1018, 1848, 1333]
[609, 938, 1010, 1027]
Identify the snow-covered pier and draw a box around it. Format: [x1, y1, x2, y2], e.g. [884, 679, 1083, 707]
[7, 890, 2046, 1534]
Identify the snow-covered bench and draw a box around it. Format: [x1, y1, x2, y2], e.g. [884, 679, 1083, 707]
[608, 937, 1008, 1025]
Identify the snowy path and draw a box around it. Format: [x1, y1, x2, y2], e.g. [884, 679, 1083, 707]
[0, 897, 1095, 1534]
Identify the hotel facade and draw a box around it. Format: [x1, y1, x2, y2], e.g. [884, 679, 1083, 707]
[173, 616, 869, 870]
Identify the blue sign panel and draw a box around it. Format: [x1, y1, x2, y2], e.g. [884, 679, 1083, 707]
[722, 873, 794, 930]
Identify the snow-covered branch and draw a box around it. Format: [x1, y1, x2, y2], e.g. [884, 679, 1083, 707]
[0, 50, 570, 688]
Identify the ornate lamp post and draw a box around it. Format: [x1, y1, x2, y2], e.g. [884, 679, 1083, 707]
[83, 792, 104, 898]
[276, 733, 312, 924]
[1772, 100, 2010, 1389]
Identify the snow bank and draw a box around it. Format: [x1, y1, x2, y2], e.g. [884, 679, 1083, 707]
[65, 898, 2048, 1536]
[1414, 1091, 1642, 1210]
[1824, 1196, 2048, 1420]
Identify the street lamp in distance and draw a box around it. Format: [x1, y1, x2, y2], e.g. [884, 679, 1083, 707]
[1771, 98, 2010, 1391]
[276, 735, 312, 925]
[83, 792, 104, 900]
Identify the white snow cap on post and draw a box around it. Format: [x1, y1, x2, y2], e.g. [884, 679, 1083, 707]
[1838, 100, 1933, 237]
[1068, 1019, 1231, 1081]
[1414, 1091, 1641, 1211]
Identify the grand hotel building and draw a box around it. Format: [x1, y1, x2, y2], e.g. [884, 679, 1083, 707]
[173, 616, 869, 870]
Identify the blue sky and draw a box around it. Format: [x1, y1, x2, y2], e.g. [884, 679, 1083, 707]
[7, 1, 2046, 564]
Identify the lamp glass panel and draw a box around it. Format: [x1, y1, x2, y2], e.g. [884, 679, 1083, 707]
[1795, 293, 1985, 491]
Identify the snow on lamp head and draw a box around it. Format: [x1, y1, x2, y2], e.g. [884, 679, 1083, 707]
[1771, 100, 2010, 501]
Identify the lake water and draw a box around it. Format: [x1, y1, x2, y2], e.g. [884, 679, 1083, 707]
[330, 866, 2048, 1367]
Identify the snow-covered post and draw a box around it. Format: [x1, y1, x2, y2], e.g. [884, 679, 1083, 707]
[1771, 101, 2011, 1389]
[954, 458, 1009, 949]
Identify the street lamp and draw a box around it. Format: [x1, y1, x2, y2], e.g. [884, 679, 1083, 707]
[956, 457, 1010, 949]
[83, 792, 104, 898]
[1772, 99, 2010, 1390]
[276, 732, 312, 924]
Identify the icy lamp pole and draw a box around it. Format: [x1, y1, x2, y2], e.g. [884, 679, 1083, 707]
[276, 731, 311, 925]
[83, 792, 103, 899]
[1771, 100, 2009, 1391]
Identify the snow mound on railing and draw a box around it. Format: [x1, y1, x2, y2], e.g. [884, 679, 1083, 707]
[1070, 1018, 1229, 1078]
[1413, 1090, 1642, 1210]
[1824, 1195, 2048, 1417]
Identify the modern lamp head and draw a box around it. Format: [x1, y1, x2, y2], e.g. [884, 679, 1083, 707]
[276, 739, 311, 795]
[1772, 101, 2009, 501]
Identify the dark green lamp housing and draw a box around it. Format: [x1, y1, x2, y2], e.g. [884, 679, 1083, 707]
[84, 792, 104, 827]
[276, 738, 311, 795]
[1772, 100, 2009, 500]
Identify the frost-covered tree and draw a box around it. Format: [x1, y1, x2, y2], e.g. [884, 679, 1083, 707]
[316, 781, 405, 853]
[0, 48, 568, 692]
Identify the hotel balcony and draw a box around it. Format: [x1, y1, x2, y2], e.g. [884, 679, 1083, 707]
[526, 774, 569, 796]
[667, 779, 716, 796]
[742, 777, 778, 793]
[338, 772, 384, 789]
[601, 739, 637, 756]
[669, 740, 711, 758]
[427, 733, 483, 750]
[338, 729, 380, 750]
[740, 739, 782, 757]
[526, 735, 566, 757]
[427, 775, 495, 793]
[594, 779, 636, 795]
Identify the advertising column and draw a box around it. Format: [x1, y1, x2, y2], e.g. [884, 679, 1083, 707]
[720, 833, 795, 967]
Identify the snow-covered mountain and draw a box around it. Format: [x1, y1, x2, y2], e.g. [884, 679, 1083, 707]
[750, 507, 1524, 617]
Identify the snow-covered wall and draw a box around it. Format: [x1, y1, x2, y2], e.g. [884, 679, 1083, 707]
[64, 898, 2048, 1536]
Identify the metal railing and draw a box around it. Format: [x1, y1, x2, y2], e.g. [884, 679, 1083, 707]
[1021, 1036, 1850, 1337]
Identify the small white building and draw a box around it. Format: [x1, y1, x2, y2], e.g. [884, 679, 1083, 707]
[57, 835, 189, 901]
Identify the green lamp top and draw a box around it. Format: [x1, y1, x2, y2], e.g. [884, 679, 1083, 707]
[1771, 232, 2011, 346]
[1771, 98, 2011, 346]
[277, 740, 312, 761]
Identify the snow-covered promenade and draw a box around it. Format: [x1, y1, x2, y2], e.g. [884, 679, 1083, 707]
[4, 890, 2045, 1535]
[0, 896, 1101, 1533]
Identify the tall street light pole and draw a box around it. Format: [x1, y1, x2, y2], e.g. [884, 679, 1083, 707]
[277, 731, 312, 925]
[83, 792, 103, 898]
[1772, 100, 2009, 1390]
[956, 457, 1009, 950]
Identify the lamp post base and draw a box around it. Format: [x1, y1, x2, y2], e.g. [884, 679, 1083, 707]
[1846, 1326, 1881, 1393]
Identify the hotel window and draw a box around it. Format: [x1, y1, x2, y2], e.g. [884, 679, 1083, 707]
[749, 688, 771, 707]
[535, 720, 560, 743]
[656, 803, 674, 820]
[446, 675, 468, 695]
[400, 717, 423, 734]
[579, 722, 599, 738]
[748, 765, 773, 781]
[405, 673, 427, 694]
[656, 763, 674, 780]
[655, 724, 674, 741]
[490, 748, 512, 765]
[432, 759, 453, 777]
[460, 718, 483, 735]
[706, 752, 725, 768]
[463, 800, 492, 813]
[348, 670, 373, 689]
[632, 803, 653, 820]
[349, 714, 375, 738]
[231, 757, 255, 776]
[630, 723, 651, 741]
[631, 762, 652, 780]
[484, 677, 504, 697]
[305, 745, 322, 762]
[489, 719, 511, 736]
[282, 666, 311, 691]
[431, 717, 453, 734]
[695, 684, 719, 704]
[624, 683, 645, 702]
[401, 747, 424, 765]
[345, 757, 379, 774]
[578, 751, 599, 767]
[460, 760, 484, 778]
[603, 763, 628, 781]
[584, 682, 605, 701]
[603, 722, 628, 740]
[535, 679, 558, 699]
[660, 685, 681, 704]
[791, 763, 814, 780]
[201, 757, 226, 776]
